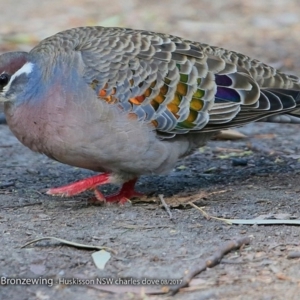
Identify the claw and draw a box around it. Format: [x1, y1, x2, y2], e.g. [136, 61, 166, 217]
[94, 189, 106, 202]
[104, 179, 143, 204]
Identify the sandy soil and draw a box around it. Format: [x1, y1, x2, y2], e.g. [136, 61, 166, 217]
[1, 1, 300, 299]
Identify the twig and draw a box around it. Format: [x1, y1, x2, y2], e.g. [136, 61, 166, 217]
[168, 236, 251, 295]
[114, 223, 174, 229]
[21, 236, 117, 255]
[188, 202, 232, 224]
[158, 194, 173, 219]
[208, 189, 231, 195]
[189, 202, 300, 226]
[1, 202, 43, 209]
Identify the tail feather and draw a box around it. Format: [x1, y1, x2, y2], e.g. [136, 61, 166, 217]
[264, 89, 297, 110]
[260, 89, 300, 124]
[203, 88, 300, 131]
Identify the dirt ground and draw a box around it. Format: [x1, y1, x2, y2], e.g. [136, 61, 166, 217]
[1, 1, 300, 299]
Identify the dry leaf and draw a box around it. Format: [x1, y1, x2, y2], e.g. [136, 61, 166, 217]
[92, 250, 111, 270]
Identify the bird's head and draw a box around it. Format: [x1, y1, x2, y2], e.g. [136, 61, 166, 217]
[0, 52, 33, 102]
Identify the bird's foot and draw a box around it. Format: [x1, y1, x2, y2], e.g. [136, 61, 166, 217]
[92, 178, 144, 205]
[46, 173, 110, 197]
[46, 174, 143, 205]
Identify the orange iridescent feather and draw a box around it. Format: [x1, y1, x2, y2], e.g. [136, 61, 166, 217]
[97, 75, 206, 129]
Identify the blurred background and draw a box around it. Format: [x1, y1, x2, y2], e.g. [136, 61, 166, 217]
[1, 0, 300, 119]
[0, 0, 300, 72]
[0, 0, 300, 123]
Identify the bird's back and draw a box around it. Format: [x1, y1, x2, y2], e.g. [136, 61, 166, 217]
[30, 26, 300, 137]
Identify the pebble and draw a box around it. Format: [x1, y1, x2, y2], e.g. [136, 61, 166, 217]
[232, 158, 248, 166]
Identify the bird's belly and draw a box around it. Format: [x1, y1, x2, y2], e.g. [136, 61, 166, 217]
[4, 94, 201, 176]
[4, 97, 152, 174]
[5, 98, 114, 172]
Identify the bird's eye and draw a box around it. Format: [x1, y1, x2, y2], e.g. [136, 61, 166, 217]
[0, 73, 10, 87]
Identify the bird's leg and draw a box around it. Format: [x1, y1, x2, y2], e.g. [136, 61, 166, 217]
[46, 174, 143, 204]
[102, 178, 144, 204]
[46, 173, 110, 197]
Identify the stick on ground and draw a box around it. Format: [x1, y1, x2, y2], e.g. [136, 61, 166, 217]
[158, 194, 173, 219]
[168, 236, 251, 295]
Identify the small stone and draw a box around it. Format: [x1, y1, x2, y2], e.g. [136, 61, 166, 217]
[232, 158, 248, 166]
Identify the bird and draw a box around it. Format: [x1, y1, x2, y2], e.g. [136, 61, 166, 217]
[1, 26, 300, 204]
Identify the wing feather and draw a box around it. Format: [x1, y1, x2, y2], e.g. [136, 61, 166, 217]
[30, 26, 300, 136]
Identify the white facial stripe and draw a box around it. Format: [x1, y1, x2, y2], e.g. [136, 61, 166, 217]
[3, 62, 34, 94]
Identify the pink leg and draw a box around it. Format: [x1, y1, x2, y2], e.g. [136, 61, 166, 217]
[46, 173, 110, 197]
[46, 174, 143, 204]
[104, 178, 144, 204]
